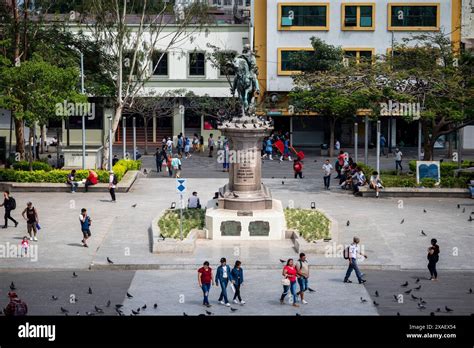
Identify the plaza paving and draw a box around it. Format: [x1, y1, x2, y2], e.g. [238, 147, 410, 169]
[0, 160, 472, 316]
[0, 176, 472, 270]
[0, 269, 472, 316]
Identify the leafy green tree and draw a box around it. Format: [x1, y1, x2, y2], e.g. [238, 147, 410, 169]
[382, 32, 473, 160]
[0, 56, 85, 169]
[289, 38, 377, 157]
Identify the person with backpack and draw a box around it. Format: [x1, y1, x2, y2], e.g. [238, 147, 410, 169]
[427, 238, 440, 281]
[79, 208, 92, 248]
[109, 171, 117, 202]
[343, 236, 367, 284]
[21, 202, 39, 241]
[296, 253, 310, 304]
[1, 191, 18, 229]
[4, 292, 27, 316]
[215, 257, 233, 307]
[293, 156, 303, 179]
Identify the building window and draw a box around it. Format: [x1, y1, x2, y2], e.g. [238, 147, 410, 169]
[278, 48, 314, 76]
[343, 48, 375, 65]
[189, 52, 206, 76]
[152, 51, 168, 76]
[278, 3, 329, 31]
[342, 3, 375, 30]
[388, 4, 440, 31]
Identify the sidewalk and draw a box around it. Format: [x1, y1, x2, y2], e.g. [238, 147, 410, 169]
[0, 178, 472, 271]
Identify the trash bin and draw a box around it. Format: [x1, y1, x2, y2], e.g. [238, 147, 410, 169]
[320, 144, 329, 156]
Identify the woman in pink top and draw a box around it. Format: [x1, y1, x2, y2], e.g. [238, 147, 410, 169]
[280, 259, 299, 307]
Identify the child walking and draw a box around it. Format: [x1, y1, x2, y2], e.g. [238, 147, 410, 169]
[21, 236, 29, 257]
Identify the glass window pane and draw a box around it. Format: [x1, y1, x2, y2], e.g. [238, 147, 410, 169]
[281, 50, 313, 71]
[391, 6, 437, 27]
[344, 6, 357, 27]
[281, 5, 327, 27]
[359, 6, 373, 27]
[189, 53, 205, 76]
[153, 52, 168, 76]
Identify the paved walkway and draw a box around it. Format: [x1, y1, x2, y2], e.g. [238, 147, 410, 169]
[0, 177, 472, 270]
[0, 269, 471, 316]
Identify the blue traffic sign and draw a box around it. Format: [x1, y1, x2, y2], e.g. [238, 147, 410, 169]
[176, 179, 187, 194]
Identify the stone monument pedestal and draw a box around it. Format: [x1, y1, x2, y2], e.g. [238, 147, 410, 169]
[204, 116, 287, 241]
[205, 199, 286, 241]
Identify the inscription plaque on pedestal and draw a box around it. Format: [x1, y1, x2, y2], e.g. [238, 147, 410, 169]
[249, 221, 270, 236]
[220, 221, 242, 236]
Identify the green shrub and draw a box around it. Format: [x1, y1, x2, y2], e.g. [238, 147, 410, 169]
[158, 209, 205, 239]
[0, 160, 141, 183]
[420, 178, 437, 188]
[440, 176, 469, 188]
[284, 208, 331, 242]
[13, 161, 52, 172]
[380, 175, 417, 188]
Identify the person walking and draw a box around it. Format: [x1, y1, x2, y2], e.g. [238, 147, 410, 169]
[21, 236, 29, 257]
[280, 137, 292, 162]
[231, 260, 245, 305]
[208, 134, 215, 158]
[79, 208, 92, 248]
[198, 261, 214, 307]
[1, 191, 18, 229]
[262, 137, 273, 160]
[199, 135, 204, 153]
[380, 135, 386, 156]
[394, 148, 403, 173]
[193, 134, 199, 152]
[21, 202, 39, 241]
[155, 147, 164, 173]
[280, 259, 299, 307]
[67, 170, 79, 193]
[171, 155, 182, 178]
[222, 140, 230, 172]
[296, 253, 310, 304]
[322, 159, 333, 190]
[427, 238, 440, 281]
[184, 137, 191, 159]
[293, 156, 303, 179]
[215, 257, 232, 307]
[343, 237, 368, 284]
[177, 134, 183, 158]
[166, 155, 173, 178]
[109, 171, 117, 202]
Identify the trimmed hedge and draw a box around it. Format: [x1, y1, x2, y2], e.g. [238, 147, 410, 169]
[0, 159, 141, 183]
[158, 209, 205, 239]
[284, 208, 331, 242]
[13, 161, 53, 172]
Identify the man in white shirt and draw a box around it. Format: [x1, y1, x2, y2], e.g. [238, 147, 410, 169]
[166, 137, 173, 156]
[322, 159, 333, 190]
[343, 236, 367, 284]
[108, 171, 116, 202]
[394, 148, 403, 172]
[188, 192, 201, 209]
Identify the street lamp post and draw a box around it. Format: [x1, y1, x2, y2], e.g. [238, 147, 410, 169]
[364, 116, 369, 166]
[376, 120, 381, 173]
[108, 116, 113, 170]
[122, 116, 127, 159]
[80, 51, 86, 170]
[354, 122, 358, 163]
[133, 116, 137, 160]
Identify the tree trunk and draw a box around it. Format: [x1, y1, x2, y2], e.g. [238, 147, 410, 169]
[40, 124, 46, 154]
[328, 117, 336, 158]
[28, 126, 34, 171]
[102, 104, 124, 169]
[144, 117, 149, 155]
[14, 119, 25, 159]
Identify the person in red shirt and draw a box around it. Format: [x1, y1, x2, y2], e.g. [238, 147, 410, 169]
[198, 261, 214, 307]
[85, 170, 98, 192]
[280, 259, 299, 307]
[293, 157, 304, 179]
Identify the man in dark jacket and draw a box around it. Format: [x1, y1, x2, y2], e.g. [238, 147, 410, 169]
[215, 257, 233, 307]
[0, 191, 18, 229]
